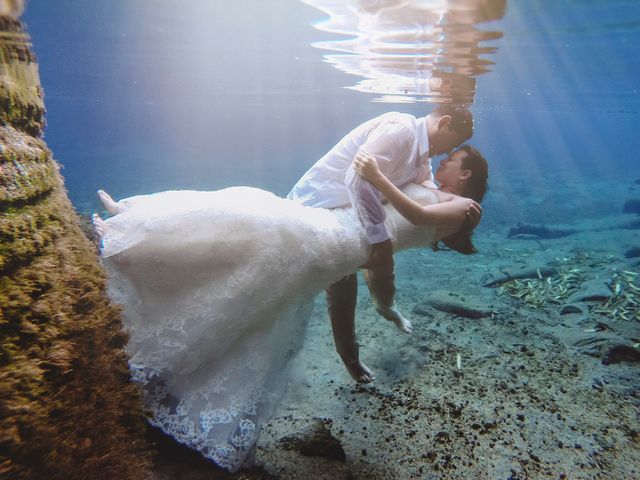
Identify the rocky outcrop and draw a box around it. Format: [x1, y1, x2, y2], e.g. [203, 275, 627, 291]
[0, 5, 152, 479]
[279, 418, 346, 461]
[414, 290, 494, 319]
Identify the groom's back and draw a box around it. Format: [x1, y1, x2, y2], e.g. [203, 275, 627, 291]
[288, 112, 418, 209]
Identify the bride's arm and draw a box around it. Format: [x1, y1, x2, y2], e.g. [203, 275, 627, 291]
[353, 152, 480, 229]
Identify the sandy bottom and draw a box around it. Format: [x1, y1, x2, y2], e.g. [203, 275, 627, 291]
[151, 172, 640, 480]
[256, 173, 640, 480]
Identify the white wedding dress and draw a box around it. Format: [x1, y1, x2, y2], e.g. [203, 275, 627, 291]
[101, 184, 439, 471]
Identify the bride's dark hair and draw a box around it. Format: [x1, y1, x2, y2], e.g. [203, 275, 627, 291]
[434, 144, 488, 255]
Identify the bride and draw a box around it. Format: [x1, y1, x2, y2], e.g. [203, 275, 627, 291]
[93, 145, 488, 471]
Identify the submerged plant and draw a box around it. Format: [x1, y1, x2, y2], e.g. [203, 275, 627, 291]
[495, 255, 589, 308]
[496, 253, 640, 322]
[591, 270, 640, 322]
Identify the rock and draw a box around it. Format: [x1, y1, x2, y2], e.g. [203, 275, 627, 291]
[483, 266, 557, 287]
[0, 13, 153, 480]
[622, 199, 640, 215]
[507, 223, 577, 239]
[603, 345, 640, 365]
[624, 246, 640, 258]
[566, 278, 612, 303]
[571, 333, 621, 358]
[414, 290, 493, 319]
[559, 303, 588, 315]
[279, 419, 346, 462]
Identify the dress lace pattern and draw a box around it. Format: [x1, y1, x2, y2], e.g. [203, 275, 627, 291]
[101, 186, 438, 471]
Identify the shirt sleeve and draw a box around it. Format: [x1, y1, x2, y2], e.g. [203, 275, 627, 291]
[344, 120, 415, 244]
[345, 167, 390, 244]
[359, 121, 415, 178]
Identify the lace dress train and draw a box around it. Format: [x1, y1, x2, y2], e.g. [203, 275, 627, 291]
[101, 185, 438, 471]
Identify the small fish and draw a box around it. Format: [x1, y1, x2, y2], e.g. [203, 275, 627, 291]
[456, 353, 462, 370]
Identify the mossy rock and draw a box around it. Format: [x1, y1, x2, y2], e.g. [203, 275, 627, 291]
[0, 126, 57, 203]
[0, 14, 153, 480]
[0, 21, 45, 136]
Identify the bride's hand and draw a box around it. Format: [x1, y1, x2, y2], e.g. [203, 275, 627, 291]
[353, 152, 383, 184]
[463, 199, 482, 229]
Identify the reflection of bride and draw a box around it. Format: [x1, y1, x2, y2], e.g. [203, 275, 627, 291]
[93, 145, 488, 471]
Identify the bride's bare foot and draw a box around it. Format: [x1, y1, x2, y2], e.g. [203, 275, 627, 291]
[97, 189, 124, 215]
[345, 360, 375, 383]
[376, 305, 413, 334]
[92, 213, 107, 241]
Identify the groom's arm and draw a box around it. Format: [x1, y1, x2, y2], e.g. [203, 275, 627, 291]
[343, 120, 414, 245]
[344, 168, 390, 244]
[346, 120, 415, 314]
[344, 168, 396, 310]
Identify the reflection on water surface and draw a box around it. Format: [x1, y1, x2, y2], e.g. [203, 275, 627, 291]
[303, 0, 506, 104]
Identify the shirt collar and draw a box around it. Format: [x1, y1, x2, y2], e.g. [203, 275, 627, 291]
[416, 116, 430, 159]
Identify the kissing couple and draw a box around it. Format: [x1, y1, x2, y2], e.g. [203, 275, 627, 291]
[93, 105, 489, 471]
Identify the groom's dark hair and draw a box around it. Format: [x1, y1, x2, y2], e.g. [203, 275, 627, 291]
[434, 145, 488, 255]
[432, 105, 473, 140]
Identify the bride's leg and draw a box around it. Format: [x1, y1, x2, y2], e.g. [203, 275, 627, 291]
[327, 274, 375, 383]
[97, 189, 125, 215]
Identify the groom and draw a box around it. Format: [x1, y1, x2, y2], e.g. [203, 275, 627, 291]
[288, 106, 473, 382]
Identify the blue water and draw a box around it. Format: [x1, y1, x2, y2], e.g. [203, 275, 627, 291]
[22, 0, 640, 220]
[15, 4, 640, 475]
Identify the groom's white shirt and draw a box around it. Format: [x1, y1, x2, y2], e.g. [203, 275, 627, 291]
[288, 112, 435, 244]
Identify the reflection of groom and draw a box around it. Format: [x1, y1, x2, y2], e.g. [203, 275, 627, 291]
[288, 106, 473, 382]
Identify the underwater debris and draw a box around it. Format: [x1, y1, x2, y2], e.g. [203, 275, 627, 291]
[590, 270, 640, 322]
[507, 222, 577, 240]
[493, 253, 640, 322]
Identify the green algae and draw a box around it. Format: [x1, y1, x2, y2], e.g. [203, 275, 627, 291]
[0, 18, 46, 136]
[0, 15, 152, 480]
